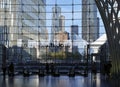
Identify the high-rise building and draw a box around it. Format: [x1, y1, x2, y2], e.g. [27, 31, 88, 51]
[51, 6, 61, 43]
[0, 0, 47, 60]
[18, 0, 46, 40]
[59, 15, 65, 32]
[0, 0, 18, 46]
[0, 0, 46, 44]
[82, 0, 99, 42]
[0, 26, 9, 45]
[71, 25, 79, 53]
[71, 25, 78, 40]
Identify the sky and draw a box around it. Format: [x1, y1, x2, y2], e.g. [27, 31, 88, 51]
[46, 0, 106, 40]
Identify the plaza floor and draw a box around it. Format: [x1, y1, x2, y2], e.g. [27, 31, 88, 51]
[0, 73, 119, 87]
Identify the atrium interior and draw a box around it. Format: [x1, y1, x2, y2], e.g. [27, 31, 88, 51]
[0, 0, 119, 87]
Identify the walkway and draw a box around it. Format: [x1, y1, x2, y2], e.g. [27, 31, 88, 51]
[0, 73, 118, 87]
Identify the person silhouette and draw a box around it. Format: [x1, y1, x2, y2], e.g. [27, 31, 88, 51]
[2, 64, 6, 76]
[92, 62, 97, 79]
[8, 62, 14, 76]
[103, 61, 112, 79]
[106, 61, 112, 78]
[46, 63, 49, 74]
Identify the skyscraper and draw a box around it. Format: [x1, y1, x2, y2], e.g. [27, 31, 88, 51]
[71, 25, 78, 40]
[0, 0, 46, 45]
[59, 15, 65, 32]
[0, 0, 47, 60]
[51, 6, 61, 43]
[71, 25, 79, 53]
[82, 0, 99, 42]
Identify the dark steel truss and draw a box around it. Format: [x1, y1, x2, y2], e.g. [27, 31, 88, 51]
[95, 0, 120, 76]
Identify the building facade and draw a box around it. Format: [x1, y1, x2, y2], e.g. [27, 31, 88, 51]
[59, 15, 65, 32]
[82, 0, 99, 42]
[71, 25, 79, 53]
[51, 6, 61, 43]
[71, 25, 78, 40]
[0, 0, 47, 62]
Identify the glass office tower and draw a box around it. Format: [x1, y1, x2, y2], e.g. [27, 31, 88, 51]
[82, 0, 99, 42]
[0, 0, 47, 62]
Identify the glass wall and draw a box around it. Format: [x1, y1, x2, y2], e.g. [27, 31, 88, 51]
[0, 0, 107, 66]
